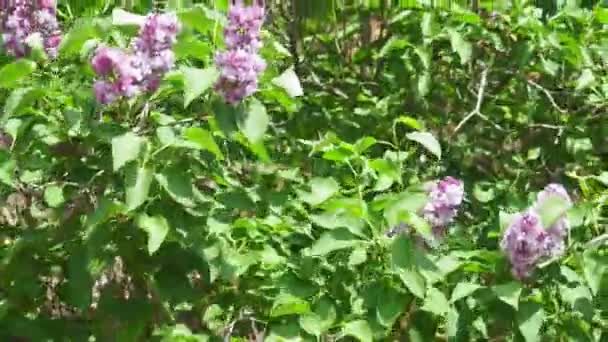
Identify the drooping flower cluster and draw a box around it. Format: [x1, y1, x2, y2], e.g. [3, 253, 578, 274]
[1, 0, 62, 58]
[32, 0, 62, 58]
[500, 183, 572, 279]
[91, 13, 180, 105]
[214, 0, 266, 104]
[386, 176, 464, 244]
[422, 176, 465, 238]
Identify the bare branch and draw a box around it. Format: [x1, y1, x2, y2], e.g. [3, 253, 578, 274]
[454, 68, 504, 134]
[527, 79, 567, 114]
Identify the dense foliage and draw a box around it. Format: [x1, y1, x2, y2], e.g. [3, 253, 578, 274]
[0, 1, 606, 341]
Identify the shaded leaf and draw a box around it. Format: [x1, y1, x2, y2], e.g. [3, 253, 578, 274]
[492, 282, 522, 309]
[136, 214, 170, 255]
[182, 66, 219, 107]
[125, 166, 154, 211]
[447, 28, 472, 64]
[518, 302, 545, 342]
[450, 282, 481, 302]
[406, 131, 441, 159]
[183, 127, 224, 160]
[0, 60, 36, 89]
[44, 185, 64, 208]
[270, 294, 310, 317]
[112, 132, 145, 172]
[298, 177, 339, 206]
[342, 320, 373, 342]
[272, 67, 303, 97]
[238, 99, 269, 143]
[421, 287, 449, 316]
[307, 228, 360, 256]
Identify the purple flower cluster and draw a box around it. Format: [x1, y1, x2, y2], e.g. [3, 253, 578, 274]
[91, 13, 180, 105]
[215, 0, 266, 104]
[500, 183, 571, 279]
[422, 176, 465, 236]
[1, 0, 62, 58]
[33, 0, 62, 58]
[385, 176, 464, 245]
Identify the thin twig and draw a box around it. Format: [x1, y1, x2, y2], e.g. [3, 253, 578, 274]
[527, 79, 567, 114]
[454, 68, 503, 133]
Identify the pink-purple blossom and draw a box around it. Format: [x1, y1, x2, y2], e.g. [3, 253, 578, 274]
[1, 0, 62, 58]
[422, 176, 465, 231]
[386, 176, 464, 246]
[215, 0, 266, 104]
[501, 183, 572, 279]
[91, 13, 180, 105]
[224, 1, 265, 51]
[500, 210, 548, 279]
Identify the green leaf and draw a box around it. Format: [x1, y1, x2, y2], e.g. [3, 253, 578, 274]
[395, 116, 424, 131]
[125, 166, 154, 211]
[272, 67, 303, 97]
[384, 191, 429, 227]
[0, 60, 36, 89]
[447, 28, 472, 65]
[111, 132, 146, 172]
[450, 282, 481, 302]
[473, 183, 495, 203]
[406, 131, 441, 159]
[59, 19, 98, 56]
[182, 66, 219, 108]
[391, 234, 414, 269]
[307, 228, 360, 256]
[342, 320, 373, 342]
[376, 289, 408, 327]
[348, 247, 367, 266]
[536, 194, 571, 229]
[447, 305, 460, 339]
[183, 127, 224, 160]
[270, 294, 310, 317]
[299, 314, 323, 337]
[44, 185, 65, 208]
[3, 87, 44, 120]
[112, 8, 145, 26]
[300, 298, 336, 336]
[155, 167, 197, 208]
[136, 214, 170, 255]
[517, 302, 545, 342]
[297, 177, 339, 206]
[582, 250, 607, 296]
[575, 68, 595, 91]
[421, 287, 449, 315]
[398, 269, 426, 299]
[492, 282, 522, 310]
[238, 99, 269, 143]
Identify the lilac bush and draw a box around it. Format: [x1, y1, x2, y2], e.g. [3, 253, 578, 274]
[91, 13, 180, 105]
[215, 0, 266, 104]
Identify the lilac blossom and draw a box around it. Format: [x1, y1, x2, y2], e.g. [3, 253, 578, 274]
[215, 1, 266, 104]
[2, 0, 32, 57]
[533, 183, 572, 258]
[91, 13, 180, 105]
[33, 0, 62, 58]
[386, 176, 464, 247]
[1, 0, 62, 58]
[214, 49, 266, 104]
[501, 183, 572, 279]
[422, 176, 465, 231]
[500, 210, 548, 279]
[224, 1, 265, 51]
